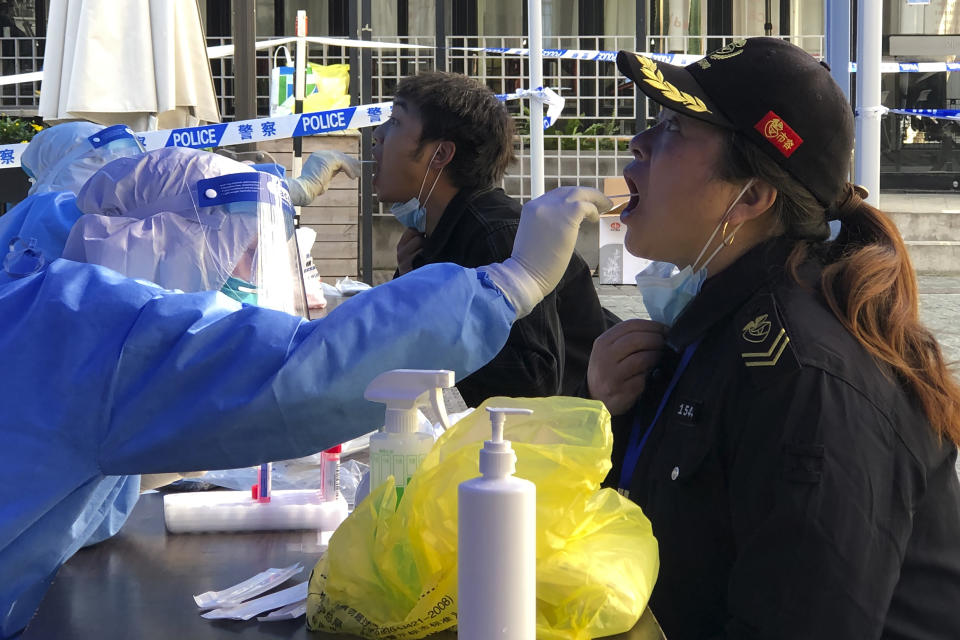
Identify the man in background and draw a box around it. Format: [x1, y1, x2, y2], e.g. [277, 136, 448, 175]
[373, 71, 610, 406]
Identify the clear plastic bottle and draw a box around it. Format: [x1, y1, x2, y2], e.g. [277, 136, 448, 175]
[457, 407, 536, 640]
[364, 369, 454, 503]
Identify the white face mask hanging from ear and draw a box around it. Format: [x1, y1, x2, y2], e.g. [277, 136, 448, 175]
[390, 145, 444, 233]
[634, 179, 755, 327]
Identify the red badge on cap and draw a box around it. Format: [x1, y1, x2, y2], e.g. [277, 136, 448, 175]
[754, 111, 803, 158]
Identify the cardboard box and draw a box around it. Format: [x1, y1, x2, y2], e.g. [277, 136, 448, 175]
[598, 177, 651, 284]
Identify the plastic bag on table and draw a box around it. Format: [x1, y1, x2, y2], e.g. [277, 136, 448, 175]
[295, 227, 326, 309]
[335, 276, 371, 296]
[306, 396, 659, 640]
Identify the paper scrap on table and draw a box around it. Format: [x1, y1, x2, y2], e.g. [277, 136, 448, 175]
[258, 599, 307, 621]
[201, 581, 309, 621]
[193, 563, 303, 609]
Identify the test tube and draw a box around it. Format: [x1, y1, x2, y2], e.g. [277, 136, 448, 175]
[321, 445, 342, 501]
[257, 462, 272, 503]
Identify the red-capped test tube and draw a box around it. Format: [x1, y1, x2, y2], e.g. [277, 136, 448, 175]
[321, 445, 341, 501]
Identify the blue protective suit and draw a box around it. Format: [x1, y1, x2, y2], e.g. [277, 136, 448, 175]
[0, 192, 82, 274]
[0, 256, 514, 637]
[20, 122, 101, 194]
[0, 122, 145, 283]
[21, 122, 143, 196]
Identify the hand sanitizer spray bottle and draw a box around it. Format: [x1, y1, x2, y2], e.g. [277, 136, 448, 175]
[457, 407, 535, 640]
[365, 369, 455, 503]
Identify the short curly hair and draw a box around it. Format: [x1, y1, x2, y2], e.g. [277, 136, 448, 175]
[394, 71, 515, 190]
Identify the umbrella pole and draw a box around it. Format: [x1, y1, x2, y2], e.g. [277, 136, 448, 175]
[293, 10, 308, 227]
[232, 1, 258, 136]
[528, 0, 545, 199]
[854, 0, 881, 207]
[824, 0, 851, 102]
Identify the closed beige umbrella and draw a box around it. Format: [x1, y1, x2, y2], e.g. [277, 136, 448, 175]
[38, 0, 220, 130]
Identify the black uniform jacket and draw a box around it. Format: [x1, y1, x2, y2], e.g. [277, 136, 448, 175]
[399, 186, 609, 406]
[609, 238, 960, 640]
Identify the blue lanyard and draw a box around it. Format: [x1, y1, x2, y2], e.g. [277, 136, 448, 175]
[618, 339, 701, 492]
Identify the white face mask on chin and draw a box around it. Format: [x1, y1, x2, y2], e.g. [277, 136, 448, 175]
[390, 145, 443, 233]
[635, 179, 755, 327]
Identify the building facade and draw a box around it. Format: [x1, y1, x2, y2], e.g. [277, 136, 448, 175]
[1, 1, 958, 206]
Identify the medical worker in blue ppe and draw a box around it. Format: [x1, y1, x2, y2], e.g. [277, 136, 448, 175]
[0, 119, 356, 280]
[1, 132, 362, 564]
[0, 146, 610, 638]
[0, 121, 146, 277]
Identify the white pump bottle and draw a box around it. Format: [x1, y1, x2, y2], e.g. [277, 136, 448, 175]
[457, 407, 536, 640]
[364, 369, 454, 503]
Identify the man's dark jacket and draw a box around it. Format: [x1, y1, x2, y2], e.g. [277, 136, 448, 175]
[397, 186, 610, 407]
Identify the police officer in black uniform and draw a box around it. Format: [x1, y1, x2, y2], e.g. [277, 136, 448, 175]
[587, 38, 960, 639]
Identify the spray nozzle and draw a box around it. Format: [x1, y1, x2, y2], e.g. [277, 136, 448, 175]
[364, 369, 456, 433]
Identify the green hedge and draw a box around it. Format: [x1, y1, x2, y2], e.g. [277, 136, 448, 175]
[0, 116, 44, 145]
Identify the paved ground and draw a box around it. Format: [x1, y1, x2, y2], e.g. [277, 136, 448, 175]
[596, 275, 960, 367]
[879, 192, 960, 214]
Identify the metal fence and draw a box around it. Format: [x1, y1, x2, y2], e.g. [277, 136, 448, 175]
[204, 35, 438, 123]
[0, 37, 43, 114]
[444, 35, 638, 199]
[197, 33, 639, 202]
[0, 32, 824, 202]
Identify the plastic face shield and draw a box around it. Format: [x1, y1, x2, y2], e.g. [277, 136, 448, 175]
[190, 172, 309, 317]
[29, 125, 146, 195]
[62, 171, 308, 317]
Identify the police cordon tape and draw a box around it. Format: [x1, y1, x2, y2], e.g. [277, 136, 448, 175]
[883, 108, 960, 121]
[0, 88, 564, 170]
[295, 38, 960, 74]
[852, 61, 960, 73]
[292, 35, 960, 76]
[473, 47, 960, 74]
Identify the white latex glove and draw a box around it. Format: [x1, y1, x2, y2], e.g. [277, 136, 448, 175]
[287, 150, 361, 206]
[479, 186, 610, 318]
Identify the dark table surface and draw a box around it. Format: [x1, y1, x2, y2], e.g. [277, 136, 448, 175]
[23, 493, 664, 640]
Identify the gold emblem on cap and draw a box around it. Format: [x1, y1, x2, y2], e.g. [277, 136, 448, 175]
[634, 54, 711, 114]
[764, 118, 784, 138]
[763, 117, 796, 150]
[709, 39, 746, 60]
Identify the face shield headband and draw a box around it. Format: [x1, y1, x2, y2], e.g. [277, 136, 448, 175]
[29, 125, 146, 196]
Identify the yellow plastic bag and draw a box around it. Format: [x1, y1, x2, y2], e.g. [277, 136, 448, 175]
[307, 397, 659, 639]
[302, 63, 351, 113]
[271, 63, 351, 117]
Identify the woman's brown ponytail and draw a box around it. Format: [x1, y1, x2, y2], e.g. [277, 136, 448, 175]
[819, 184, 960, 445]
[720, 133, 960, 445]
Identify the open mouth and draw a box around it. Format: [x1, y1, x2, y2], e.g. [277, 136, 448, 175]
[621, 174, 640, 220]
